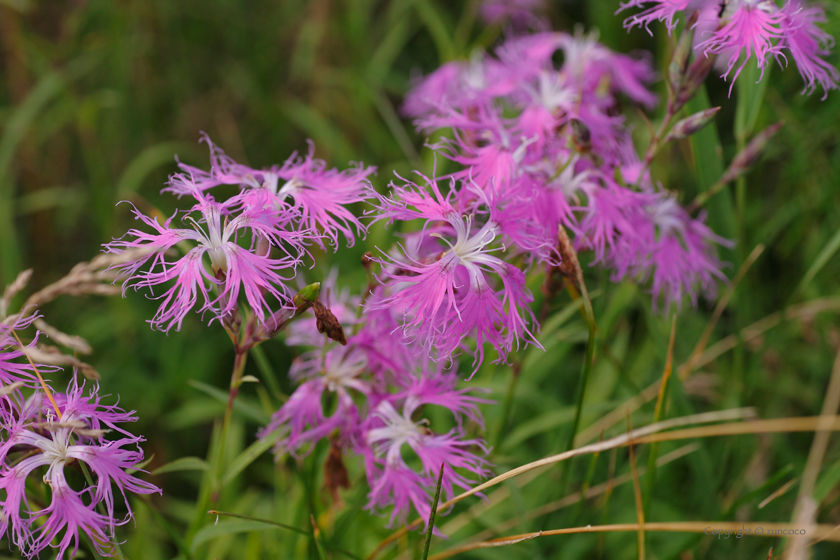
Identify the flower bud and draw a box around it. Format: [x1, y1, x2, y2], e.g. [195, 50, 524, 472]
[570, 118, 591, 153]
[673, 53, 717, 112]
[294, 282, 321, 307]
[669, 11, 698, 90]
[312, 300, 347, 346]
[665, 107, 720, 141]
[720, 122, 784, 183]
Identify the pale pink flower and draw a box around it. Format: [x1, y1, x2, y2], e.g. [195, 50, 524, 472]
[367, 173, 541, 372]
[780, 1, 840, 98]
[0, 377, 159, 560]
[697, 0, 786, 93]
[106, 189, 303, 332]
[362, 380, 490, 528]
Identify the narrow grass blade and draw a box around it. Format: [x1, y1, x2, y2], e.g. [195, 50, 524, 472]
[791, 225, 840, 301]
[221, 432, 278, 486]
[115, 141, 196, 197]
[422, 463, 445, 560]
[152, 456, 209, 476]
[208, 510, 307, 535]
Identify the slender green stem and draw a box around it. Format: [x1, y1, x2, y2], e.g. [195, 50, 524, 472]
[564, 286, 597, 454]
[211, 349, 249, 503]
[421, 463, 445, 560]
[492, 361, 522, 452]
[143, 498, 194, 560]
[688, 179, 726, 211]
[635, 101, 679, 189]
[557, 286, 596, 499]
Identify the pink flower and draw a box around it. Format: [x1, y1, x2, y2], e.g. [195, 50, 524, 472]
[106, 188, 303, 332]
[259, 345, 369, 457]
[367, 173, 542, 372]
[618, 0, 706, 34]
[561, 31, 657, 107]
[170, 135, 376, 249]
[697, 0, 786, 93]
[403, 54, 520, 120]
[361, 380, 490, 528]
[780, 1, 840, 99]
[0, 315, 59, 389]
[0, 377, 159, 559]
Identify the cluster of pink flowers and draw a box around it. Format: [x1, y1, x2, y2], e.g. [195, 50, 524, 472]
[620, 0, 839, 97]
[259, 275, 492, 528]
[105, 136, 376, 332]
[397, 29, 730, 344]
[0, 317, 159, 559]
[107, 138, 495, 528]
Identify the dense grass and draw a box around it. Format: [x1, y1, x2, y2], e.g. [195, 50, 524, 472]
[2, 0, 840, 559]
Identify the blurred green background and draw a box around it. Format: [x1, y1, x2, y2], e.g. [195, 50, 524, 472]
[2, 0, 840, 558]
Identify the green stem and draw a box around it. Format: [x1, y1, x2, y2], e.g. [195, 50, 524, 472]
[565, 294, 596, 454]
[492, 361, 522, 452]
[688, 179, 726, 211]
[559, 287, 596, 496]
[211, 349, 249, 502]
[421, 464, 445, 560]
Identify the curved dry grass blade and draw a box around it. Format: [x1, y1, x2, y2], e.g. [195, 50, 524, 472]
[787, 347, 840, 560]
[428, 522, 840, 559]
[1, 268, 31, 316]
[577, 294, 840, 450]
[445, 444, 700, 547]
[759, 478, 798, 510]
[631, 416, 840, 445]
[366, 408, 752, 560]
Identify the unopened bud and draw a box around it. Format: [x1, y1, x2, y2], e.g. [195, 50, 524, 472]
[293, 282, 321, 308]
[361, 252, 374, 270]
[570, 119, 591, 153]
[673, 53, 717, 112]
[665, 107, 720, 142]
[312, 300, 347, 346]
[720, 122, 783, 184]
[669, 11, 698, 90]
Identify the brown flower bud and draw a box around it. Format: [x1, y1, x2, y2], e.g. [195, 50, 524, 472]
[720, 121, 784, 184]
[673, 53, 717, 112]
[324, 440, 350, 505]
[570, 118, 591, 153]
[312, 300, 347, 346]
[665, 107, 720, 141]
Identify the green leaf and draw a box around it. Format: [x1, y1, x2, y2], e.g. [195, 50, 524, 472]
[152, 456, 210, 476]
[793, 224, 840, 300]
[503, 407, 575, 450]
[115, 141, 196, 197]
[414, 0, 456, 62]
[686, 86, 737, 245]
[0, 72, 65, 283]
[191, 520, 282, 551]
[734, 63, 770, 142]
[221, 433, 278, 486]
[815, 459, 840, 502]
[187, 379, 269, 424]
